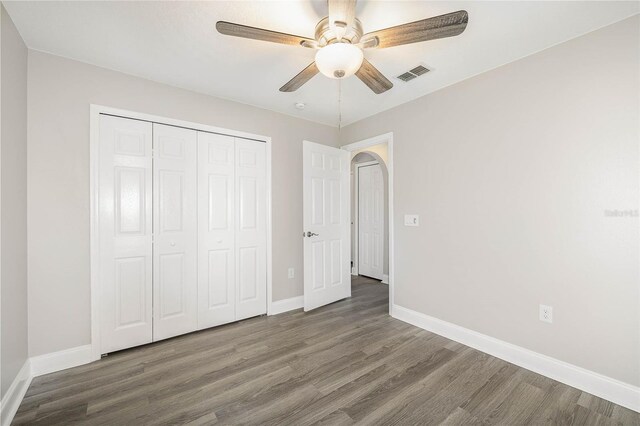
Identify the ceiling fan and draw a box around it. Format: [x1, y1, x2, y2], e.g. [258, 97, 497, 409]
[216, 1, 468, 94]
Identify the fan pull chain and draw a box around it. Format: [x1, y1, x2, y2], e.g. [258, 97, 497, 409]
[338, 80, 342, 131]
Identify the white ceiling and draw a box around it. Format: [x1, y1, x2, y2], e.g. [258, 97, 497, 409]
[4, 1, 638, 127]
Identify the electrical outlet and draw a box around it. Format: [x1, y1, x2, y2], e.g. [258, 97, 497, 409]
[288, 268, 295, 279]
[539, 304, 553, 323]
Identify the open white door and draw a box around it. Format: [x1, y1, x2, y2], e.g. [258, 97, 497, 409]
[358, 163, 384, 280]
[303, 141, 351, 311]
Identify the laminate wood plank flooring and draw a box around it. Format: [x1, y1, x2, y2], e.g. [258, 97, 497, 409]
[13, 276, 640, 425]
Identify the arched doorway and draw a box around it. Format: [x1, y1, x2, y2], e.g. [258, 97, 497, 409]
[351, 148, 389, 285]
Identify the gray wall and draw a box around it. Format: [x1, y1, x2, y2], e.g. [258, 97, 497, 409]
[1, 4, 28, 397]
[341, 16, 639, 386]
[27, 51, 339, 357]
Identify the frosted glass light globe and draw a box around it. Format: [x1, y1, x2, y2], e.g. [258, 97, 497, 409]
[315, 43, 364, 79]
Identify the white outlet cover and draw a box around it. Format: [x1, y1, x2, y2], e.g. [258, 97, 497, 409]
[404, 214, 419, 226]
[539, 304, 553, 323]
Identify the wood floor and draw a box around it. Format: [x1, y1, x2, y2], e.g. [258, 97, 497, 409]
[13, 276, 639, 425]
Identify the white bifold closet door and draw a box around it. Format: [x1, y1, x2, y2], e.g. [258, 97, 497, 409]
[234, 138, 267, 320]
[100, 114, 267, 354]
[99, 115, 153, 353]
[152, 124, 198, 341]
[197, 133, 236, 328]
[197, 134, 267, 327]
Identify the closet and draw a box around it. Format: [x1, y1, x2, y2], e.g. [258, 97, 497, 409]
[98, 114, 267, 354]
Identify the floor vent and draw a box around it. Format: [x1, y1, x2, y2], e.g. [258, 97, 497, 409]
[396, 65, 430, 82]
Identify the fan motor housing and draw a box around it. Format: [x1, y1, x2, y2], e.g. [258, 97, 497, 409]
[315, 17, 363, 46]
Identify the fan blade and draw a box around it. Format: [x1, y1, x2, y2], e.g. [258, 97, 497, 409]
[362, 10, 468, 49]
[328, 0, 357, 39]
[216, 21, 316, 47]
[355, 59, 393, 94]
[280, 62, 320, 92]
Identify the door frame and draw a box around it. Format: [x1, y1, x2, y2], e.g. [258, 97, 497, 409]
[352, 160, 383, 279]
[341, 133, 394, 315]
[89, 104, 273, 361]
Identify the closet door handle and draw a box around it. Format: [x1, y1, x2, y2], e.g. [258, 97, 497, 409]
[306, 231, 319, 237]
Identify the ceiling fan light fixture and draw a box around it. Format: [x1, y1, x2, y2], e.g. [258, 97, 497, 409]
[217, 3, 469, 94]
[315, 43, 364, 79]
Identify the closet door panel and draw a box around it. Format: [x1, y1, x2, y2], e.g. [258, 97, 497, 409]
[99, 115, 153, 354]
[153, 124, 198, 341]
[198, 133, 236, 329]
[235, 139, 267, 320]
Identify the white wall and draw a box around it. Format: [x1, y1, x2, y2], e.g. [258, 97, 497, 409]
[27, 51, 339, 357]
[1, 3, 28, 397]
[341, 16, 639, 386]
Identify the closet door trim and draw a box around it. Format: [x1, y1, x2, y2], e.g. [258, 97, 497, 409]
[90, 104, 272, 361]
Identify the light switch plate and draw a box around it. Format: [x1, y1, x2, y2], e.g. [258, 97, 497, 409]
[288, 268, 295, 279]
[404, 214, 419, 226]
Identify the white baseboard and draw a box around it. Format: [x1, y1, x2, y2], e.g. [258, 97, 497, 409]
[270, 296, 304, 315]
[30, 344, 93, 377]
[1, 360, 32, 426]
[382, 274, 389, 284]
[1, 345, 94, 425]
[392, 304, 640, 413]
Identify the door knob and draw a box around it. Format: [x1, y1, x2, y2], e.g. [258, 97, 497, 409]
[306, 231, 319, 237]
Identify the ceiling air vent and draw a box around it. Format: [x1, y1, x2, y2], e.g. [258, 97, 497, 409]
[396, 65, 430, 82]
[396, 72, 416, 82]
[410, 65, 430, 76]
